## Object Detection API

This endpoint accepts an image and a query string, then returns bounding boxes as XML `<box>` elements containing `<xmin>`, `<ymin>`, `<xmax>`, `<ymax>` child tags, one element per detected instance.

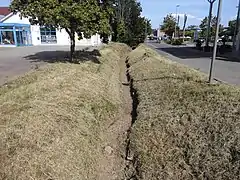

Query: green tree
<box><xmin>11</xmin><ymin>0</ymin><xmax>111</xmax><ymax>62</ymax></box>
<box><xmin>187</xmin><ymin>25</ymin><xmax>198</xmax><ymax>30</ymax></box>
<box><xmin>199</xmin><ymin>16</ymin><xmax>223</xmax><ymax>39</ymax></box>
<box><xmin>200</xmin><ymin>16</ymin><xmax>211</xmax><ymax>37</ymax></box>
<box><xmin>109</xmin><ymin>0</ymin><xmax>151</xmax><ymax>46</ymax></box>
<box><xmin>185</xmin><ymin>30</ymin><xmax>194</xmax><ymax>38</ymax></box>
<box><xmin>161</xmin><ymin>14</ymin><xmax>178</xmax><ymax>37</ymax></box>
<box><xmin>116</xmin><ymin>19</ymin><xmax>126</xmax><ymax>42</ymax></box>
<box><xmin>184</xmin><ymin>25</ymin><xmax>198</xmax><ymax>38</ymax></box>
<box><xmin>228</xmin><ymin>20</ymin><xmax>236</xmax><ymax>37</ymax></box>
<box><xmin>146</xmin><ymin>19</ymin><xmax>152</xmax><ymax>35</ymax></box>
<box><xmin>220</xmin><ymin>20</ymin><xmax>236</xmax><ymax>37</ymax></box>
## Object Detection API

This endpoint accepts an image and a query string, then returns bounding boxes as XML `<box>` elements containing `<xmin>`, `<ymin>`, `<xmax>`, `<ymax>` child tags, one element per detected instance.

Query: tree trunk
<box><xmin>70</xmin><ymin>32</ymin><xmax>75</xmax><ymax>62</ymax></box>
<box><xmin>66</xmin><ymin>28</ymin><xmax>75</xmax><ymax>62</ymax></box>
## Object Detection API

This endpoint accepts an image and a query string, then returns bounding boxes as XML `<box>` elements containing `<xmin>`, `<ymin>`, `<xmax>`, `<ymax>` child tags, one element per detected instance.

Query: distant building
<box><xmin>152</xmin><ymin>29</ymin><xmax>158</xmax><ymax>37</ymax></box>
<box><xmin>157</xmin><ymin>29</ymin><xmax>165</xmax><ymax>38</ymax></box>
<box><xmin>0</xmin><ymin>7</ymin><xmax>101</xmax><ymax>47</ymax></box>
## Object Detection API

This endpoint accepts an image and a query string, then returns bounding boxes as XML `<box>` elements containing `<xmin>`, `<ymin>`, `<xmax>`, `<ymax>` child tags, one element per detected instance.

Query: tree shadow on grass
<box><xmin>24</xmin><ymin>49</ymin><xmax>101</xmax><ymax>64</ymax></box>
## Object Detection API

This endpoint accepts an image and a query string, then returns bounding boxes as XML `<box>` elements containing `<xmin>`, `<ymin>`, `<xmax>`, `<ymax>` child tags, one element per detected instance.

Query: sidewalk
<box><xmin>147</xmin><ymin>42</ymin><xmax>240</xmax><ymax>86</ymax></box>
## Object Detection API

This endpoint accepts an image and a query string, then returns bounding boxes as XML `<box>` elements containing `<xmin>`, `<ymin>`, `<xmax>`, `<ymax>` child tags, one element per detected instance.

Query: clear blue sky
<box><xmin>1</xmin><ymin>0</ymin><xmax>239</xmax><ymax>28</ymax></box>
<box><xmin>139</xmin><ymin>0</ymin><xmax>239</xmax><ymax>28</ymax></box>
<box><xmin>0</xmin><ymin>0</ymin><xmax>10</xmax><ymax>6</ymax></box>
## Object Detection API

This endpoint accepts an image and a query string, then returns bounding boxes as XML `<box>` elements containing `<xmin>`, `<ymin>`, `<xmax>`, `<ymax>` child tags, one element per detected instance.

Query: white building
<box><xmin>0</xmin><ymin>11</ymin><xmax>101</xmax><ymax>47</ymax></box>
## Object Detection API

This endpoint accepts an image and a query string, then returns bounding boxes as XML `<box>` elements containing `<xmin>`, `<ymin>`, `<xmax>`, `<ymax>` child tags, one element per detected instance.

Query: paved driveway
<box><xmin>0</xmin><ymin>45</ymin><xmax>88</xmax><ymax>85</ymax></box>
<box><xmin>147</xmin><ymin>42</ymin><xmax>240</xmax><ymax>86</ymax></box>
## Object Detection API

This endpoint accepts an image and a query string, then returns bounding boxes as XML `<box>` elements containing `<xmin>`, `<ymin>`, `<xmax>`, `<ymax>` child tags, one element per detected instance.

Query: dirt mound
<box><xmin>127</xmin><ymin>44</ymin><xmax>240</xmax><ymax>180</ymax></box>
<box><xmin>0</xmin><ymin>43</ymin><xmax>130</xmax><ymax>180</ymax></box>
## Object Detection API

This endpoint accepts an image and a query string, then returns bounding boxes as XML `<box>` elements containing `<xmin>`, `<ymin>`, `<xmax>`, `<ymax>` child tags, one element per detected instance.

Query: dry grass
<box><xmin>0</xmin><ymin>43</ymin><xmax>130</xmax><ymax>180</ymax></box>
<box><xmin>128</xmin><ymin>44</ymin><xmax>240</xmax><ymax>179</ymax></box>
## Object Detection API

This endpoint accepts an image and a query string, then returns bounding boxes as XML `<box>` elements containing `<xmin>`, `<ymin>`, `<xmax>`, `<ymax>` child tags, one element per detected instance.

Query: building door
<box><xmin>40</xmin><ymin>27</ymin><xmax>57</xmax><ymax>44</ymax></box>
<box><xmin>16</xmin><ymin>31</ymin><xmax>23</xmax><ymax>45</ymax></box>
<box><xmin>16</xmin><ymin>30</ymin><xmax>31</xmax><ymax>46</ymax></box>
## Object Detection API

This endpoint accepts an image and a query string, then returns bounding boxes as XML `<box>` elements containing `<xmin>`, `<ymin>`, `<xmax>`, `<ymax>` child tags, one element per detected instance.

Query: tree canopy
<box><xmin>199</xmin><ymin>16</ymin><xmax>223</xmax><ymax>38</ymax></box>
<box><xmin>186</xmin><ymin>25</ymin><xmax>198</xmax><ymax>30</ymax></box>
<box><xmin>183</xmin><ymin>25</ymin><xmax>199</xmax><ymax>38</ymax></box>
<box><xmin>160</xmin><ymin>14</ymin><xmax>178</xmax><ymax>37</ymax></box>
<box><xmin>111</xmin><ymin>0</ymin><xmax>152</xmax><ymax>47</ymax></box>
<box><xmin>10</xmin><ymin>0</ymin><xmax>151</xmax><ymax>57</ymax></box>
<box><xmin>10</xmin><ymin>0</ymin><xmax>112</xmax><ymax>61</ymax></box>
<box><xmin>219</xmin><ymin>19</ymin><xmax>236</xmax><ymax>37</ymax></box>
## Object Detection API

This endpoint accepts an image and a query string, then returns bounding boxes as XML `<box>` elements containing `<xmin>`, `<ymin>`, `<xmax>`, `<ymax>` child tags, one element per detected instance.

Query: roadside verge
<box><xmin>0</xmin><ymin>43</ymin><xmax>131</xmax><ymax>180</ymax></box>
<box><xmin>126</xmin><ymin>44</ymin><xmax>240</xmax><ymax>179</ymax></box>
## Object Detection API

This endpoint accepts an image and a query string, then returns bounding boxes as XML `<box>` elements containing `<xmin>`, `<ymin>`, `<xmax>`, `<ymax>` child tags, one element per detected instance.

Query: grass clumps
<box><xmin>127</xmin><ymin>44</ymin><xmax>240</xmax><ymax>179</ymax></box>
<box><xmin>0</xmin><ymin>43</ymin><xmax>130</xmax><ymax>180</ymax></box>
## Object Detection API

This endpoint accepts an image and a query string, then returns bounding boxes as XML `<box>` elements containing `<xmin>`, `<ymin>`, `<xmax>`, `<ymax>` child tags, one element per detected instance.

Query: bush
<box><xmin>165</xmin><ymin>39</ymin><xmax>172</xmax><ymax>44</ymax></box>
<box><xmin>196</xmin><ymin>39</ymin><xmax>203</xmax><ymax>50</ymax></box>
<box><xmin>171</xmin><ymin>38</ymin><xmax>183</xmax><ymax>45</ymax></box>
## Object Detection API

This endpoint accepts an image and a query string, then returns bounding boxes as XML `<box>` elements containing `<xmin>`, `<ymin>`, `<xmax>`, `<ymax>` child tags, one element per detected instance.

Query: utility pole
<box><xmin>233</xmin><ymin>1</ymin><xmax>240</xmax><ymax>49</ymax></box>
<box><xmin>145</xmin><ymin>20</ymin><xmax>148</xmax><ymax>40</ymax></box>
<box><xmin>208</xmin><ymin>0</ymin><xmax>223</xmax><ymax>83</ymax></box>
<box><xmin>183</xmin><ymin>14</ymin><xmax>188</xmax><ymax>40</ymax></box>
<box><xmin>206</xmin><ymin>0</ymin><xmax>216</xmax><ymax>49</ymax></box>
<box><xmin>177</xmin><ymin>15</ymin><xmax>180</xmax><ymax>37</ymax></box>
<box><xmin>174</xmin><ymin>5</ymin><xmax>180</xmax><ymax>38</ymax></box>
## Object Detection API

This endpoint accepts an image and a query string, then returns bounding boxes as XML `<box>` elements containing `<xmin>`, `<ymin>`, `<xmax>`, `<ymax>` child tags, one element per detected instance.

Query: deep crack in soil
<box><xmin>123</xmin><ymin>58</ymin><xmax>141</xmax><ymax>180</ymax></box>
<box><xmin>97</xmin><ymin>54</ymin><xmax>133</xmax><ymax>180</ymax></box>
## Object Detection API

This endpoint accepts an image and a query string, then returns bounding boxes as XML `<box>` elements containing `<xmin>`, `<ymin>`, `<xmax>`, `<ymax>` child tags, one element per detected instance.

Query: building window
<box><xmin>40</xmin><ymin>27</ymin><xmax>57</xmax><ymax>44</ymax></box>
<box><xmin>0</xmin><ymin>24</ymin><xmax>31</xmax><ymax>46</ymax></box>
<box><xmin>0</xmin><ymin>31</ymin><xmax>15</xmax><ymax>45</ymax></box>
<box><xmin>0</xmin><ymin>26</ymin><xmax>13</xmax><ymax>30</ymax></box>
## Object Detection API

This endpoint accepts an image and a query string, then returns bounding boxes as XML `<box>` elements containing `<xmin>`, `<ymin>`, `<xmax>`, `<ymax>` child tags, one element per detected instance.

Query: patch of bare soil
<box><xmin>97</xmin><ymin>50</ymin><xmax>133</xmax><ymax>180</ymax></box>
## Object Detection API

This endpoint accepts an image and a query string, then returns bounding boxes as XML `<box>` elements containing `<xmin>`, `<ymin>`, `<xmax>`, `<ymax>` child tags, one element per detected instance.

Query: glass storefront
<box><xmin>40</xmin><ymin>26</ymin><xmax>57</xmax><ymax>44</ymax></box>
<box><xmin>0</xmin><ymin>23</ymin><xmax>32</xmax><ymax>46</ymax></box>
<box><xmin>1</xmin><ymin>31</ymin><xmax>15</xmax><ymax>45</ymax></box>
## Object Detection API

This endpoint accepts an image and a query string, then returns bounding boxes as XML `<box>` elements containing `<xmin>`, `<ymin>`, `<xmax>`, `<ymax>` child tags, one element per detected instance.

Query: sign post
<box><xmin>183</xmin><ymin>14</ymin><xmax>188</xmax><ymax>41</ymax></box>
<box><xmin>208</xmin><ymin>0</ymin><xmax>223</xmax><ymax>83</ymax></box>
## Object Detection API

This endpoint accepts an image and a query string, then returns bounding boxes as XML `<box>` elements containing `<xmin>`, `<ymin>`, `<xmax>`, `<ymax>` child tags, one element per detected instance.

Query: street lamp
<box><xmin>174</xmin><ymin>4</ymin><xmax>180</xmax><ymax>38</ymax></box>
<box><xmin>205</xmin><ymin>0</ymin><xmax>217</xmax><ymax>50</ymax></box>
<box><xmin>208</xmin><ymin>0</ymin><xmax>223</xmax><ymax>83</ymax></box>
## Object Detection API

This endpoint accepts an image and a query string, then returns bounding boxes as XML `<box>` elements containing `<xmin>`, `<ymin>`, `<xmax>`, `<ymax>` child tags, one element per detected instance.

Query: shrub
<box><xmin>165</xmin><ymin>39</ymin><xmax>172</xmax><ymax>44</ymax></box>
<box><xmin>196</xmin><ymin>39</ymin><xmax>203</xmax><ymax>50</ymax></box>
<box><xmin>171</xmin><ymin>38</ymin><xmax>183</xmax><ymax>45</ymax></box>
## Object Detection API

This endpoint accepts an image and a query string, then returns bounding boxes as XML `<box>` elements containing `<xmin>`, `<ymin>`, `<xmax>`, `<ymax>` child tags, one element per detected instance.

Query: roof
<box><xmin>0</xmin><ymin>7</ymin><xmax>11</xmax><ymax>16</ymax></box>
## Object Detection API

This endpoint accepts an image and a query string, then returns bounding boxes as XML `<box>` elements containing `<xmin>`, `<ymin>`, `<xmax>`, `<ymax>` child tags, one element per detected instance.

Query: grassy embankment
<box><xmin>127</xmin><ymin>44</ymin><xmax>240</xmax><ymax>179</ymax></box>
<box><xmin>0</xmin><ymin>43</ymin><xmax>130</xmax><ymax>179</ymax></box>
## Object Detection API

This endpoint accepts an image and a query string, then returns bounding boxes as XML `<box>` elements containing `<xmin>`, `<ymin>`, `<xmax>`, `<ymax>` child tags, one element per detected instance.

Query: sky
<box><xmin>0</xmin><ymin>0</ymin><xmax>239</xmax><ymax>28</ymax></box>
<box><xmin>139</xmin><ymin>0</ymin><xmax>239</xmax><ymax>28</ymax></box>
<box><xmin>0</xmin><ymin>0</ymin><xmax>10</xmax><ymax>6</ymax></box>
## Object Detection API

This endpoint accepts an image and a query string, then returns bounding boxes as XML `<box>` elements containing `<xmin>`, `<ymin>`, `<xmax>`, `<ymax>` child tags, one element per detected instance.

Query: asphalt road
<box><xmin>147</xmin><ymin>41</ymin><xmax>240</xmax><ymax>86</ymax></box>
<box><xmin>0</xmin><ymin>45</ymin><xmax>89</xmax><ymax>85</ymax></box>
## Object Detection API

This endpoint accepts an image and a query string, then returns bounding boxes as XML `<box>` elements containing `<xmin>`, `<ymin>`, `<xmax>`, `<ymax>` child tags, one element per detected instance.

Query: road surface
<box><xmin>147</xmin><ymin>41</ymin><xmax>240</xmax><ymax>86</ymax></box>
<box><xmin>0</xmin><ymin>45</ymin><xmax>89</xmax><ymax>85</ymax></box>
